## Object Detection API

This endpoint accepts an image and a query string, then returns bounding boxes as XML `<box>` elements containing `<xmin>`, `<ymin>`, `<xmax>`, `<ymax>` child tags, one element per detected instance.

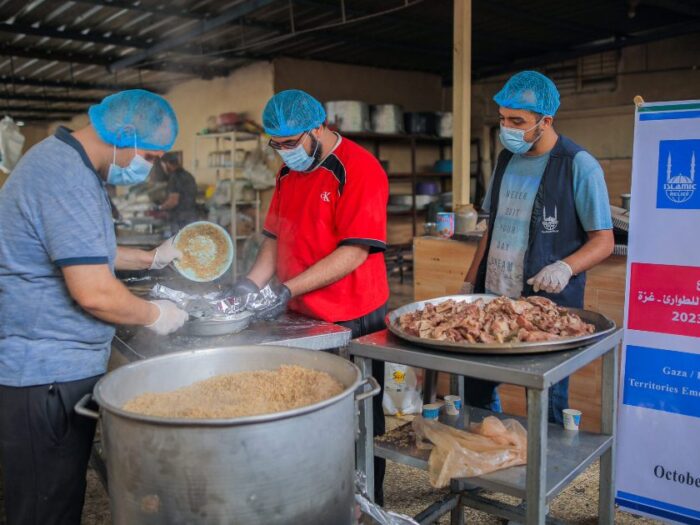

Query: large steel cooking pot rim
<box><xmin>89</xmin><ymin>346</ymin><xmax>374</xmax><ymax>427</ymax></box>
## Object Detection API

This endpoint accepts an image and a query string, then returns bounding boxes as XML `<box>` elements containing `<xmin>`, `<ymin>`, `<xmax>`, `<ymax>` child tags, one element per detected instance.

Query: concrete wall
<box><xmin>46</xmin><ymin>61</ymin><xmax>275</xmax><ymax>186</ymax></box>
<box><xmin>466</xmin><ymin>33</ymin><xmax>700</xmax><ymax>202</ymax></box>
<box><xmin>274</xmin><ymin>57</ymin><xmax>451</xmax><ymax>179</ymax></box>
<box><xmin>166</xmin><ymin>61</ymin><xmax>274</xmax><ymax>184</ymax></box>
<box><xmin>31</xmin><ymin>58</ymin><xmax>452</xmax><ymax>222</ymax></box>
<box><xmin>471</xmin><ymin>34</ymin><xmax>700</xmax><ymax>156</ymax></box>
<box><xmin>25</xmin><ymin>33</ymin><xmax>698</xmax><ymax>200</ymax></box>
<box><xmin>38</xmin><ymin>59</ymin><xmax>447</xmax><ymax>181</ymax></box>
<box><xmin>21</xmin><ymin>124</ymin><xmax>50</xmax><ymax>152</ymax></box>
<box><xmin>274</xmin><ymin>57</ymin><xmax>446</xmax><ymax>110</ymax></box>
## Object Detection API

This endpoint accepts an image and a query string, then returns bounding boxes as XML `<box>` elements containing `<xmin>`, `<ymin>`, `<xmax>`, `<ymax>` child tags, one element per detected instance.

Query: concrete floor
<box><xmin>0</xmin><ymin>455</ymin><xmax>659</xmax><ymax>525</ymax></box>
<box><xmin>0</xmin><ymin>273</ymin><xmax>659</xmax><ymax>524</ymax></box>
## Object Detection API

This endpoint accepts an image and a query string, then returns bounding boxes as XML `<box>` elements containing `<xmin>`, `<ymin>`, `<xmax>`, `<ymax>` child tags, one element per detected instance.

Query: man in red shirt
<box><xmin>231</xmin><ymin>89</ymin><xmax>389</xmax><ymax>503</ymax></box>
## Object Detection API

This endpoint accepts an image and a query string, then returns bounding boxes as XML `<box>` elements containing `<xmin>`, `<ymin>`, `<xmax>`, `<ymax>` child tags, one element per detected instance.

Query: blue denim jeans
<box><xmin>464</xmin><ymin>377</ymin><xmax>569</xmax><ymax>424</ymax></box>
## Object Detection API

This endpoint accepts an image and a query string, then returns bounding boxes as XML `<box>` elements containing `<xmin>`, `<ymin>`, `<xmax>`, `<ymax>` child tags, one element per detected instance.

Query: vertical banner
<box><xmin>616</xmin><ymin>101</ymin><xmax>700</xmax><ymax>524</ymax></box>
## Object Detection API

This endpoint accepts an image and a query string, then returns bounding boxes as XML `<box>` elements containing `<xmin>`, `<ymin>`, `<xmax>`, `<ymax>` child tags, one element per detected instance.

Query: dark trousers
<box><xmin>337</xmin><ymin>302</ymin><xmax>387</xmax><ymax>505</ymax></box>
<box><xmin>464</xmin><ymin>377</ymin><xmax>570</xmax><ymax>424</ymax></box>
<box><xmin>0</xmin><ymin>375</ymin><xmax>100</xmax><ymax>525</ymax></box>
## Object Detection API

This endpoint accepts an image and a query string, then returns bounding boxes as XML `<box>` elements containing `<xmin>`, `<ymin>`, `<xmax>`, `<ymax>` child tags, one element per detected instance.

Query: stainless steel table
<box><xmin>115</xmin><ymin>231</ymin><xmax>164</xmax><ymax>249</ymax></box>
<box><xmin>112</xmin><ymin>313</ymin><xmax>352</xmax><ymax>365</ymax></box>
<box><xmin>350</xmin><ymin>329</ymin><xmax>622</xmax><ymax>525</ymax></box>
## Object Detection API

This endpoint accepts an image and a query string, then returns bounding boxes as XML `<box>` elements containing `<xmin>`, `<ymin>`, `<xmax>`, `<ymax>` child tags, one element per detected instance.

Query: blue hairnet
<box><xmin>493</xmin><ymin>71</ymin><xmax>560</xmax><ymax>116</ymax></box>
<box><xmin>88</xmin><ymin>89</ymin><xmax>178</xmax><ymax>150</ymax></box>
<box><xmin>263</xmin><ymin>89</ymin><xmax>326</xmax><ymax>137</ymax></box>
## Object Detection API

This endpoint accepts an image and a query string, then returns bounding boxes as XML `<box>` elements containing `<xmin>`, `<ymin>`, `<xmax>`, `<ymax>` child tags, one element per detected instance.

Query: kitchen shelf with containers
<box><xmin>386</xmin><ymin>172</ymin><xmax>452</xmax><ymax>178</ymax></box>
<box><xmin>325</xmin><ymin>101</ymin><xmax>483</xmax><ymax>244</ymax></box>
<box><xmin>192</xmin><ymin>130</ymin><xmax>262</xmax><ymax>280</ymax></box>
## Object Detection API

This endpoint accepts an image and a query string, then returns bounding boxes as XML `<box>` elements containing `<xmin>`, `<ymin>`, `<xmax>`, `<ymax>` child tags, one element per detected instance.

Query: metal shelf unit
<box><xmin>375</xmin><ymin>410</ymin><xmax>612</xmax><ymax>502</ymax></box>
<box><xmin>343</xmin><ymin>132</ymin><xmax>483</xmax><ymax>240</ymax></box>
<box><xmin>344</xmin><ymin>132</ymin><xmax>453</xmax><ymax>238</ymax></box>
<box><xmin>193</xmin><ymin>131</ymin><xmax>261</xmax><ymax>280</ymax></box>
<box><xmin>350</xmin><ymin>329</ymin><xmax>622</xmax><ymax>525</ymax></box>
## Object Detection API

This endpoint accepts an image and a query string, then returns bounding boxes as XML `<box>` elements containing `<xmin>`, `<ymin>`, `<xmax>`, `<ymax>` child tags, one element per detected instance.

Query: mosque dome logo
<box><xmin>542</xmin><ymin>205</ymin><xmax>558</xmax><ymax>233</ymax></box>
<box><xmin>663</xmin><ymin>151</ymin><xmax>696</xmax><ymax>204</ymax></box>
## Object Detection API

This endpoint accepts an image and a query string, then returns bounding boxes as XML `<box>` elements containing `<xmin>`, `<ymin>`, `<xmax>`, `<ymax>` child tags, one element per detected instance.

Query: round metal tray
<box><xmin>181</xmin><ymin>311</ymin><xmax>254</xmax><ymax>337</ymax></box>
<box><xmin>173</xmin><ymin>221</ymin><xmax>234</xmax><ymax>282</ymax></box>
<box><xmin>386</xmin><ymin>294</ymin><xmax>616</xmax><ymax>355</ymax></box>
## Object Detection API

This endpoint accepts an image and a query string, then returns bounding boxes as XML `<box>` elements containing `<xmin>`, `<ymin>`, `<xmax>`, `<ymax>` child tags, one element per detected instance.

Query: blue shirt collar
<box><xmin>54</xmin><ymin>126</ymin><xmax>103</xmax><ymax>182</ymax></box>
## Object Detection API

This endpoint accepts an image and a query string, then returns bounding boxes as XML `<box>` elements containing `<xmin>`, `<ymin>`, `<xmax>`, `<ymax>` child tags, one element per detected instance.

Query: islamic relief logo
<box><xmin>542</xmin><ymin>205</ymin><xmax>558</xmax><ymax>233</ymax></box>
<box><xmin>664</xmin><ymin>151</ymin><xmax>695</xmax><ymax>203</ymax></box>
<box><xmin>657</xmin><ymin>140</ymin><xmax>700</xmax><ymax>209</ymax></box>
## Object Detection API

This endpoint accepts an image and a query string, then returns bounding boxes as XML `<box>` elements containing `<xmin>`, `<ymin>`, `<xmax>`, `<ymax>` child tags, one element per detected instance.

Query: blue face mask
<box><xmin>499</xmin><ymin>118</ymin><xmax>544</xmax><ymax>155</ymax></box>
<box><xmin>107</xmin><ymin>138</ymin><xmax>153</xmax><ymax>186</ymax></box>
<box><xmin>276</xmin><ymin>133</ymin><xmax>320</xmax><ymax>172</ymax></box>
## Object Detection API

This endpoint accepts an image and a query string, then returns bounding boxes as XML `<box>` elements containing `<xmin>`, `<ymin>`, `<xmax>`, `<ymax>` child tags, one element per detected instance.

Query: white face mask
<box><xmin>107</xmin><ymin>136</ymin><xmax>153</xmax><ymax>186</ymax></box>
<box><xmin>275</xmin><ymin>133</ymin><xmax>321</xmax><ymax>172</ymax></box>
<box><xmin>499</xmin><ymin>118</ymin><xmax>545</xmax><ymax>154</ymax></box>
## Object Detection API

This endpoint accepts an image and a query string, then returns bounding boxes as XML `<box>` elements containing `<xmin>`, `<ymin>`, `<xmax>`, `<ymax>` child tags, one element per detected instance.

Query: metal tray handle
<box><xmin>354</xmin><ymin>376</ymin><xmax>381</xmax><ymax>402</ymax></box>
<box><xmin>74</xmin><ymin>393</ymin><xmax>100</xmax><ymax>420</ymax></box>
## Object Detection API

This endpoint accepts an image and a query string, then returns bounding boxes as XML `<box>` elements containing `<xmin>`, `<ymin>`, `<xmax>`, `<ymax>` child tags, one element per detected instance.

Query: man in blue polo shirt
<box><xmin>0</xmin><ymin>90</ymin><xmax>188</xmax><ymax>524</ymax></box>
<box><xmin>460</xmin><ymin>71</ymin><xmax>614</xmax><ymax>424</ymax></box>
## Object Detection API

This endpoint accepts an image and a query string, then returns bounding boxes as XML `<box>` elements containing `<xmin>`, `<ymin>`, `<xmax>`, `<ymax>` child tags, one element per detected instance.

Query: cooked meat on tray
<box><xmin>396</xmin><ymin>296</ymin><xmax>595</xmax><ymax>344</ymax></box>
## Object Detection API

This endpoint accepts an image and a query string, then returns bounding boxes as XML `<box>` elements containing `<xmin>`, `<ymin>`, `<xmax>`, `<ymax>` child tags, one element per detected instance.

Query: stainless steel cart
<box><xmin>350</xmin><ymin>328</ymin><xmax>622</xmax><ymax>525</ymax></box>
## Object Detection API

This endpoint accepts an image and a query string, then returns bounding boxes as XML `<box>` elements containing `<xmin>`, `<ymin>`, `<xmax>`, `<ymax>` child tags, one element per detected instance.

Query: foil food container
<box><xmin>150</xmin><ymin>284</ymin><xmax>281</xmax><ymax>333</ymax></box>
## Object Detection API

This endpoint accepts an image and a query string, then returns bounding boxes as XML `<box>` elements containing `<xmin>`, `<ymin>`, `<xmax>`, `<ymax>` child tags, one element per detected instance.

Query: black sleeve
<box><xmin>338</xmin><ymin>238</ymin><xmax>386</xmax><ymax>254</ymax></box>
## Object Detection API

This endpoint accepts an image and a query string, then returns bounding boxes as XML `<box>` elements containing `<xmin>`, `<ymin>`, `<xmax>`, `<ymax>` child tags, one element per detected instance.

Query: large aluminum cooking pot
<box><xmin>75</xmin><ymin>346</ymin><xmax>380</xmax><ymax>525</ymax></box>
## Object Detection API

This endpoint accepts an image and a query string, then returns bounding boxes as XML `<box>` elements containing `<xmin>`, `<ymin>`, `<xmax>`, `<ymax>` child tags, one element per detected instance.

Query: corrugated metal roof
<box><xmin>0</xmin><ymin>0</ymin><xmax>695</xmax><ymax>120</ymax></box>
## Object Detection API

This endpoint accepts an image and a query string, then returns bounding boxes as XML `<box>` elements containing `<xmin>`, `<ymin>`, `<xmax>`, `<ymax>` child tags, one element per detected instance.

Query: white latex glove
<box><xmin>526</xmin><ymin>260</ymin><xmax>573</xmax><ymax>294</ymax></box>
<box><xmin>145</xmin><ymin>300</ymin><xmax>189</xmax><ymax>335</ymax></box>
<box><xmin>150</xmin><ymin>237</ymin><xmax>182</xmax><ymax>270</ymax></box>
<box><xmin>459</xmin><ymin>281</ymin><xmax>475</xmax><ymax>294</ymax></box>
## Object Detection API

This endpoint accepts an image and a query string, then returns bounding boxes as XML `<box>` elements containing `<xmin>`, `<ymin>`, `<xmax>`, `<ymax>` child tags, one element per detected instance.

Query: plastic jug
<box><xmin>455</xmin><ymin>204</ymin><xmax>478</xmax><ymax>234</ymax></box>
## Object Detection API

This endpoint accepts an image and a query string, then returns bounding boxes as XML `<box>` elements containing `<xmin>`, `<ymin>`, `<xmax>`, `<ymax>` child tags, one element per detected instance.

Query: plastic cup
<box><xmin>422</xmin><ymin>403</ymin><xmax>441</xmax><ymax>421</ymax></box>
<box><xmin>563</xmin><ymin>409</ymin><xmax>582</xmax><ymax>431</ymax></box>
<box><xmin>444</xmin><ymin>395</ymin><xmax>462</xmax><ymax>416</ymax></box>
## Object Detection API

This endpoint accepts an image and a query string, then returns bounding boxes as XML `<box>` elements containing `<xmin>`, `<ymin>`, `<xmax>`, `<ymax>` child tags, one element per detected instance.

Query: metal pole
<box><xmin>423</xmin><ymin>370</ymin><xmax>438</xmax><ymax>404</ymax></box>
<box><xmin>354</xmin><ymin>355</ymin><xmax>375</xmax><ymax>501</ymax></box>
<box><xmin>412</xmin><ymin>493</ymin><xmax>460</xmax><ymax>524</ymax></box>
<box><xmin>450</xmin><ymin>494</ymin><xmax>465</xmax><ymax>525</ymax></box>
<box><xmin>410</xmin><ymin>136</ymin><xmax>417</xmax><ymax>237</ymax></box>
<box><xmin>231</xmin><ymin>133</ymin><xmax>238</xmax><ymax>280</ymax></box>
<box><xmin>598</xmin><ymin>344</ymin><xmax>619</xmax><ymax>524</ymax></box>
<box><xmin>525</xmin><ymin>387</ymin><xmax>548</xmax><ymax>525</ymax></box>
<box><xmin>449</xmin><ymin>374</ymin><xmax>465</xmax><ymax>400</ymax></box>
<box><xmin>452</xmin><ymin>0</ymin><xmax>472</xmax><ymax>208</ymax></box>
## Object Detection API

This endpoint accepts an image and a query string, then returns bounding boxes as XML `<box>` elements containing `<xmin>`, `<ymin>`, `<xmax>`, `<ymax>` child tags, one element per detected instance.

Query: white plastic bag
<box><xmin>0</xmin><ymin>117</ymin><xmax>25</xmax><ymax>173</ymax></box>
<box><xmin>412</xmin><ymin>416</ymin><xmax>528</xmax><ymax>488</ymax></box>
<box><xmin>355</xmin><ymin>471</ymin><xmax>419</xmax><ymax>525</ymax></box>
<box><xmin>241</xmin><ymin>144</ymin><xmax>276</xmax><ymax>190</ymax></box>
<box><xmin>383</xmin><ymin>363</ymin><xmax>423</xmax><ymax>416</ymax></box>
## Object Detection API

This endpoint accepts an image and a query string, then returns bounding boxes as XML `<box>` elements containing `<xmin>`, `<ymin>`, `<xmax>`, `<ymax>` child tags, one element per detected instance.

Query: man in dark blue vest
<box><xmin>460</xmin><ymin>71</ymin><xmax>614</xmax><ymax>424</ymax></box>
